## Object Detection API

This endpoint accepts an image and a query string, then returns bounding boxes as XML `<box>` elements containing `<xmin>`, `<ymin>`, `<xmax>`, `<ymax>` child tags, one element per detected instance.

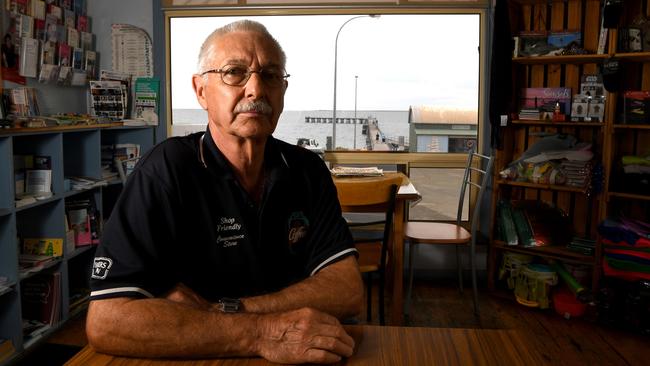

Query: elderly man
<box><xmin>86</xmin><ymin>20</ymin><xmax>363</xmax><ymax>364</ymax></box>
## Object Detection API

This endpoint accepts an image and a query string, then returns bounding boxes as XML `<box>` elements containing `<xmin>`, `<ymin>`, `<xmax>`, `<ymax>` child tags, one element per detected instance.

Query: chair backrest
<box><xmin>456</xmin><ymin>147</ymin><xmax>494</xmax><ymax>236</ymax></box>
<box><xmin>335</xmin><ymin>175</ymin><xmax>402</xmax><ymax>266</ymax></box>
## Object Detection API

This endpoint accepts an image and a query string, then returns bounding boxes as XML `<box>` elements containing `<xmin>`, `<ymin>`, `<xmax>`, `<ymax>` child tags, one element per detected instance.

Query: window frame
<box><xmin>163</xmin><ymin>3</ymin><xmax>490</xmax><ymax>169</ymax></box>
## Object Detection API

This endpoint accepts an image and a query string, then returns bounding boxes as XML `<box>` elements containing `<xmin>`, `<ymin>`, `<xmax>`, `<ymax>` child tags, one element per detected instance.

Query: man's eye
<box><xmin>224</xmin><ymin>68</ymin><xmax>247</xmax><ymax>76</ymax></box>
<box><xmin>261</xmin><ymin>70</ymin><xmax>282</xmax><ymax>80</ymax></box>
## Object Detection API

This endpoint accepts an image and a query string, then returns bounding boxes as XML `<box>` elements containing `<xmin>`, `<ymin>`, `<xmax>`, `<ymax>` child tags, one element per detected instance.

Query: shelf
<box><xmin>0</xmin><ymin>282</ymin><xmax>16</xmax><ymax>297</ymax></box>
<box><xmin>0</xmin><ymin>123</ymin><xmax>124</xmax><ymax>136</ymax></box>
<box><xmin>66</xmin><ymin>245</ymin><xmax>96</xmax><ymax>260</ymax></box>
<box><xmin>612</xmin><ymin>124</ymin><xmax>650</xmax><ymax>130</ymax></box>
<box><xmin>512</xmin><ymin>52</ymin><xmax>650</xmax><ymax>65</ymax></box>
<box><xmin>512</xmin><ymin>120</ymin><xmax>605</xmax><ymax>127</ymax></box>
<box><xmin>15</xmin><ymin>195</ymin><xmax>61</xmax><ymax>212</ymax></box>
<box><xmin>0</xmin><ymin>207</ymin><xmax>12</xmax><ymax>217</ymax></box>
<box><xmin>615</xmin><ymin>52</ymin><xmax>650</xmax><ymax>63</ymax></box>
<box><xmin>512</xmin><ymin>54</ymin><xmax>608</xmax><ymax>65</ymax></box>
<box><xmin>608</xmin><ymin>191</ymin><xmax>650</xmax><ymax>201</ymax></box>
<box><xmin>496</xmin><ymin>179</ymin><xmax>589</xmax><ymax>193</ymax></box>
<box><xmin>492</xmin><ymin>240</ymin><xmax>595</xmax><ymax>265</ymax></box>
<box><xmin>19</xmin><ymin>258</ymin><xmax>63</xmax><ymax>281</ymax></box>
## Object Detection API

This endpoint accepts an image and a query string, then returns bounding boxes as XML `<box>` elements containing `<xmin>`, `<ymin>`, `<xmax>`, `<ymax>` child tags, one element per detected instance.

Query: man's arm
<box><xmin>242</xmin><ymin>256</ymin><xmax>363</xmax><ymax>319</ymax></box>
<box><xmin>86</xmin><ymin>298</ymin><xmax>354</xmax><ymax>364</ymax></box>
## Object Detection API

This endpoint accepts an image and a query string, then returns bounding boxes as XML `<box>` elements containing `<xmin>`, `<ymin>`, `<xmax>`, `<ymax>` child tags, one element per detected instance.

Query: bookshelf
<box><xmin>0</xmin><ymin>125</ymin><xmax>154</xmax><ymax>364</ymax></box>
<box><xmin>488</xmin><ymin>0</ymin><xmax>650</xmax><ymax>316</ymax></box>
<box><xmin>487</xmin><ymin>0</ymin><xmax>608</xmax><ymax>297</ymax></box>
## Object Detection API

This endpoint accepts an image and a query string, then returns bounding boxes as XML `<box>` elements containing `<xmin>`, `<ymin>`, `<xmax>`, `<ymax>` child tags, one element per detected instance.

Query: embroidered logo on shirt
<box><xmin>91</xmin><ymin>257</ymin><xmax>113</xmax><ymax>280</ymax></box>
<box><xmin>287</xmin><ymin>211</ymin><xmax>309</xmax><ymax>246</ymax></box>
<box><xmin>216</xmin><ymin>216</ymin><xmax>245</xmax><ymax>248</ymax></box>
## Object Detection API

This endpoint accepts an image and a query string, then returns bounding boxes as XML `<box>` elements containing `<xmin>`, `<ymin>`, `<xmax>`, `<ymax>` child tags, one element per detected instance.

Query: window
<box><xmin>169</xmin><ymin>13</ymin><xmax>480</xmax><ymax>153</ymax></box>
<box><xmin>166</xmin><ymin>7</ymin><xmax>487</xmax><ymax>222</ymax></box>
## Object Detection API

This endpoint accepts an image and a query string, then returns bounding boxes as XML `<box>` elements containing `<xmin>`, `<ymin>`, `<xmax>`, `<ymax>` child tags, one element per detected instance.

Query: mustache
<box><xmin>234</xmin><ymin>100</ymin><xmax>273</xmax><ymax>115</ymax></box>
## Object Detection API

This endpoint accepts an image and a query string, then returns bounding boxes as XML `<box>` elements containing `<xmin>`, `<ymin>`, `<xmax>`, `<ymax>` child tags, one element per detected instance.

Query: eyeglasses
<box><xmin>201</xmin><ymin>65</ymin><xmax>290</xmax><ymax>87</ymax></box>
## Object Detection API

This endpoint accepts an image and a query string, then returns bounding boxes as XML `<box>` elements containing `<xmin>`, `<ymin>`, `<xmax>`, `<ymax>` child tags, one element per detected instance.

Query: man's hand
<box><xmin>255</xmin><ymin>307</ymin><xmax>355</xmax><ymax>364</ymax></box>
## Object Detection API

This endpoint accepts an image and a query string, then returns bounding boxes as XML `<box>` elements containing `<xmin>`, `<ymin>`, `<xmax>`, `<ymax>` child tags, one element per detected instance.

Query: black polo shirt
<box><xmin>89</xmin><ymin>130</ymin><xmax>355</xmax><ymax>301</ymax></box>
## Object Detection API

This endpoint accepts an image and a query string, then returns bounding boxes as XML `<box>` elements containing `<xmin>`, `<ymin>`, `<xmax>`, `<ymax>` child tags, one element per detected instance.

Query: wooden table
<box><xmin>65</xmin><ymin>325</ymin><xmax>544</xmax><ymax>365</ymax></box>
<box><xmin>333</xmin><ymin>172</ymin><xmax>420</xmax><ymax>325</ymax></box>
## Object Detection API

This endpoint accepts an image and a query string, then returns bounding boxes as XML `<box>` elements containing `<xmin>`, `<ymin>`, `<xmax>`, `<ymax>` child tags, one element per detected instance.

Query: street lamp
<box><xmin>332</xmin><ymin>14</ymin><xmax>379</xmax><ymax>150</ymax></box>
<box><xmin>353</xmin><ymin>75</ymin><xmax>358</xmax><ymax>150</ymax></box>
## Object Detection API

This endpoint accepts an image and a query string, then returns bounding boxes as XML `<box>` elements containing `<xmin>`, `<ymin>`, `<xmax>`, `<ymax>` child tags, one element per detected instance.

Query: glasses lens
<box><xmin>260</xmin><ymin>68</ymin><xmax>285</xmax><ymax>87</ymax></box>
<box><xmin>221</xmin><ymin>66</ymin><xmax>249</xmax><ymax>86</ymax></box>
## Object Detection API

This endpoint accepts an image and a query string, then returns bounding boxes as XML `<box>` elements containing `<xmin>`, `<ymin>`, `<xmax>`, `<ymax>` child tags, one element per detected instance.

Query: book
<box><xmin>84</xmin><ymin>50</ymin><xmax>96</xmax><ymax>78</ymax></box>
<box><xmin>26</xmin><ymin>156</ymin><xmax>52</xmax><ymax>199</ymax></box>
<box><xmin>71</xmin><ymin>47</ymin><xmax>82</xmax><ymax>69</ymax></box>
<box><xmin>34</xmin><ymin>19</ymin><xmax>45</xmax><ymax>40</ymax></box>
<box><xmin>44</xmin><ymin>14</ymin><xmax>60</xmax><ymax>42</ymax></box>
<box><xmin>23</xmin><ymin>238</ymin><xmax>63</xmax><ymax>257</ymax></box>
<box><xmin>47</xmin><ymin>4</ymin><xmax>62</xmax><ymax>20</ymax></box>
<box><xmin>80</xmin><ymin>31</ymin><xmax>92</xmax><ymax>50</ymax></box>
<box><xmin>38</xmin><ymin>63</ymin><xmax>58</xmax><ymax>83</ymax></box>
<box><xmin>18</xmin><ymin>37</ymin><xmax>39</xmax><ymax>78</ymax></box>
<box><xmin>40</xmin><ymin>40</ymin><xmax>56</xmax><ymax>65</ymax></box>
<box><xmin>58</xmin><ymin>42</ymin><xmax>70</xmax><ymax>66</ymax></box>
<box><xmin>21</xmin><ymin>272</ymin><xmax>61</xmax><ymax>326</ymax></box>
<box><xmin>520</xmin><ymin>87</ymin><xmax>572</xmax><ymax>116</ymax></box>
<box><xmin>31</xmin><ymin>0</ymin><xmax>46</xmax><ymax>20</ymax></box>
<box><xmin>77</xmin><ymin>14</ymin><xmax>88</xmax><ymax>32</ymax></box>
<box><xmin>17</xmin><ymin>14</ymin><xmax>34</xmax><ymax>39</ymax></box>
<box><xmin>63</xmin><ymin>9</ymin><xmax>75</xmax><ymax>29</ymax></box>
<box><xmin>67</xmin><ymin>27</ymin><xmax>79</xmax><ymax>48</ymax></box>
<box><xmin>133</xmin><ymin>77</ymin><xmax>159</xmax><ymax>125</ymax></box>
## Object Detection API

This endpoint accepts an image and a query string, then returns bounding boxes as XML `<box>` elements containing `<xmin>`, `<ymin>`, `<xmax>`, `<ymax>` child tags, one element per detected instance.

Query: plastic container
<box><xmin>553</xmin><ymin>287</ymin><xmax>587</xmax><ymax>319</ymax></box>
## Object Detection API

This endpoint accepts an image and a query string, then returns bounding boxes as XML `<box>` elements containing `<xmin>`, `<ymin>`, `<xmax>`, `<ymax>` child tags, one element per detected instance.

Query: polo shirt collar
<box><xmin>201</xmin><ymin>127</ymin><xmax>291</xmax><ymax>184</ymax></box>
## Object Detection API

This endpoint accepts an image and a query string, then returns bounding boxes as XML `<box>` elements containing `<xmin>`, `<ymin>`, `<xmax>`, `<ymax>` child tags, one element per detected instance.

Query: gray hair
<box><xmin>197</xmin><ymin>20</ymin><xmax>286</xmax><ymax>74</ymax></box>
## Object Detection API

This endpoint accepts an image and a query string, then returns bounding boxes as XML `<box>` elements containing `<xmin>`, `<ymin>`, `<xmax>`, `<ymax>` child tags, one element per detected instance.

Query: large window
<box><xmin>169</xmin><ymin>13</ymin><xmax>480</xmax><ymax>153</ymax></box>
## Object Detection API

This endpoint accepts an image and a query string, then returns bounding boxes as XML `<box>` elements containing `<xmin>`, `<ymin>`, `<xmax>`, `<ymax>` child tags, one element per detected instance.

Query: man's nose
<box><xmin>245</xmin><ymin>71</ymin><xmax>266</xmax><ymax>99</ymax></box>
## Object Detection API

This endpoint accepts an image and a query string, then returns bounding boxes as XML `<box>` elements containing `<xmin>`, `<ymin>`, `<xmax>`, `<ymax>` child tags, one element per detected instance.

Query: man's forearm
<box><xmin>86</xmin><ymin>297</ymin><xmax>260</xmax><ymax>358</ymax></box>
<box><xmin>242</xmin><ymin>256</ymin><xmax>364</xmax><ymax>319</ymax></box>
<box><xmin>86</xmin><ymin>297</ymin><xmax>356</xmax><ymax>363</ymax></box>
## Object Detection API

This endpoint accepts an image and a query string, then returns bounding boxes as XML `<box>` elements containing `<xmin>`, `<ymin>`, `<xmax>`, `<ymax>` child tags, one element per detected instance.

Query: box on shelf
<box><xmin>22</xmin><ymin>238</ymin><xmax>63</xmax><ymax>257</ymax></box>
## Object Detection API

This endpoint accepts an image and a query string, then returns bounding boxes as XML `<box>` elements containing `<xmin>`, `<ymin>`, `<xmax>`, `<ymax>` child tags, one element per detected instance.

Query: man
<box><xmin>86</xmin><ymin>20</ymin><xmax>363</xmax><ymax>364</ymax></box>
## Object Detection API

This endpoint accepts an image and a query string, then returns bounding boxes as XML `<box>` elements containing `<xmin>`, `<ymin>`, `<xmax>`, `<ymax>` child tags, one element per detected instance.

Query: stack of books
<box><xmin>518</xmin><ymin>108</ymin><xmax>541</xmax><ymax>120</ymax></box>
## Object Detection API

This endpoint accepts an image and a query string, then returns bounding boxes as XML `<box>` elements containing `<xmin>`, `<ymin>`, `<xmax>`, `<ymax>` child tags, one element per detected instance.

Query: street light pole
<box><xmin>332</xmin><ymin>14</ymin><xmax>379</xmax><ymax>150</ymax></box>
<box><xmin>354</xmin><ymin>75</ymin><xmax>358</xmax><ymax>150</ymax></box>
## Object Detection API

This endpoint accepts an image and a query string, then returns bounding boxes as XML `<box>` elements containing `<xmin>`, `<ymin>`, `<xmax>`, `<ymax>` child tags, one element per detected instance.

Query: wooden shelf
<box><xmin>492</xmin><ymin>240</ymin><xmax>595</xmax><ymax>265</ymax></box>
<box><xmin>612</xmin><ymin>124</ymin><xmax>650</xmax><ymax>130</ymax></box>
<box><xmin>512</xmin><ymin>52</ymin><xmax>650</xmax><ymax>65</ymax></box>
<box><xmin>608</xmin><ymin>191</ymin><xmax>650</xmax><ymax>201</ymax></box>
<box><xmin>512</xmin><ymin>54</ymin><xmax>608</xmax><ymax>65</ymax></box>
<box><xmin>615</xmin><ymin>52</ymin><xmax>650</xmax><ymax>62</ymax></box>
<box><xmin>496</xmin><ymin>179</ymin><xmax>589</xmax><ymax>193</ymax></box>
<box><xmin>512</xmin><ymin>120</ymin><xmax>605</xmax><ymax>127</ymax></box>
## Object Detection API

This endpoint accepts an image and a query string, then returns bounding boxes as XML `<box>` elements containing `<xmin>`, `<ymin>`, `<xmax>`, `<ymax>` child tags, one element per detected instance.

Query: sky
<box><xmin>170</xmin><ymin>14</ymin><xmax>480</xmax><ymax>112</ymax></box>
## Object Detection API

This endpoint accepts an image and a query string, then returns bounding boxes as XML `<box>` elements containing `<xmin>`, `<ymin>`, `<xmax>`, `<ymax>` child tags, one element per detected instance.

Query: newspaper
<box><xmin>330</xmin><ymin>166</ymin><xmax>384</xmax><ymax>177</ymax></box>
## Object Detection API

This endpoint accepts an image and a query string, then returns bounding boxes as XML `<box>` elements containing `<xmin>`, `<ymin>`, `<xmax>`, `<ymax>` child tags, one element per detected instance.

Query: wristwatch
<box><xmin>217</xmin><ymin>297</ymin><xmax>242</xmax><ymax>313</ymax></box>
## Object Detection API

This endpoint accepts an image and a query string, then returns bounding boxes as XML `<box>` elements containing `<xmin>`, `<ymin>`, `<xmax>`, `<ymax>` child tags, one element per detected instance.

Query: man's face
<box><xmin>192</xmin><ymin>31</ymin><xmax>287</xmax><ymax>141</ymax></box>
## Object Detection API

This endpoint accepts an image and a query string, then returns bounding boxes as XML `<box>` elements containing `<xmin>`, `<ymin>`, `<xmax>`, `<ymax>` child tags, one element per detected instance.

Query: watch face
<box><xmin>219</xmin><ymin>298</ymin><xmax>241</xmax><ymax>313</ymax></box>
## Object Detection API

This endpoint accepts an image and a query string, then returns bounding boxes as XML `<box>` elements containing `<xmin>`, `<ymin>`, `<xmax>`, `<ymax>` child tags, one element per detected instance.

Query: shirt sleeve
<box><xmin>301</xmin><ymin>157</ymin><xmax>356</xmax><ymax>276</ymax></box>
<box><xmin>89</xmin><ymin>162</ymin><xmax>179</xmax><ymax>301</ymax></box>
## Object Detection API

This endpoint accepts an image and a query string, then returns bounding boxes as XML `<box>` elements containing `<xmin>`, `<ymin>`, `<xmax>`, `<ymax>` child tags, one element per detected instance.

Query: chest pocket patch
<box><xmin>287</xmin><ymin>211</ymin><xmax>309</xmax><ymax>246</ymax></box>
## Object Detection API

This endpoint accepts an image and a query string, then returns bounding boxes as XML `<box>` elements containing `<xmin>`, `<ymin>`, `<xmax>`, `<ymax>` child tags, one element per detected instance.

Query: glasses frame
<box><xmin>200</xmin><ymin>65</ymin><xmax>290</xmax><ymax>87</ymax></box>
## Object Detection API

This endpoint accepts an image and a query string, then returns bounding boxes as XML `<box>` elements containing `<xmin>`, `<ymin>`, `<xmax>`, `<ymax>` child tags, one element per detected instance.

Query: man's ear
<box><xmin>192</xmin><ymin>74</ymin><xmax>209</xmax><ymax>110</ymax></box>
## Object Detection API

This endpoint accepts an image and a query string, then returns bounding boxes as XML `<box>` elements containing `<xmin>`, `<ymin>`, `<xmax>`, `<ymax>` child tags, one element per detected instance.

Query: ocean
<box><xmin>172</xmin><ymin>109</ymin><xmax>410</xmax><ymax>150</ymax></box>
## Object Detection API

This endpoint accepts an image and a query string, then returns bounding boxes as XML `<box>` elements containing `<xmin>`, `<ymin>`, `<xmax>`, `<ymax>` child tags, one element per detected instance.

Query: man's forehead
<box><xmin>212</xmin><ymin>31</ymin><xmax>282</xmax><ymax>66</ymax></box>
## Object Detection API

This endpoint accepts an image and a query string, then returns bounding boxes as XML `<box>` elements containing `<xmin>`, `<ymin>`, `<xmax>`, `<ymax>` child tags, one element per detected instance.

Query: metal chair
<box><xmin>404</xmin><ymin>147</ymin><xmax>493</xmax><ymax>317</ymax></box>
<box><xmin>334</xmin><ymin>175</ymin><xmax>401</xmax><ymax>325</ymax></box>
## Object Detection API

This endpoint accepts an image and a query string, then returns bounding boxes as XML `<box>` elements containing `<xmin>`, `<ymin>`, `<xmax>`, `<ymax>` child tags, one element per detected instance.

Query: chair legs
<box><xmin>405</xmin><ymin>241</ymin><xmax>416</xmax><ymax>322</ymax></box>
<box><xmin>379</xmin><ymin>270</ymin><xmax>385</xmax><ymax>326</ymax></box>
<box><xmin>366</xmin><ymin>273</ymin><xmax>372</xmax><ymax>322</ymax></box>
<box><xmin>405</xmin><ymin>242</ymin><xmax>480</xmax><ymax>319</ymax></box>
<box><xmin>455</xmin><ymin>245</ymin><xmax>464</xmax><ymax>293</ymax></box>
<box><xmin>470</xmin><ymin>239</ymin><xmax>479</xmax><ymax>317</ymax></box>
